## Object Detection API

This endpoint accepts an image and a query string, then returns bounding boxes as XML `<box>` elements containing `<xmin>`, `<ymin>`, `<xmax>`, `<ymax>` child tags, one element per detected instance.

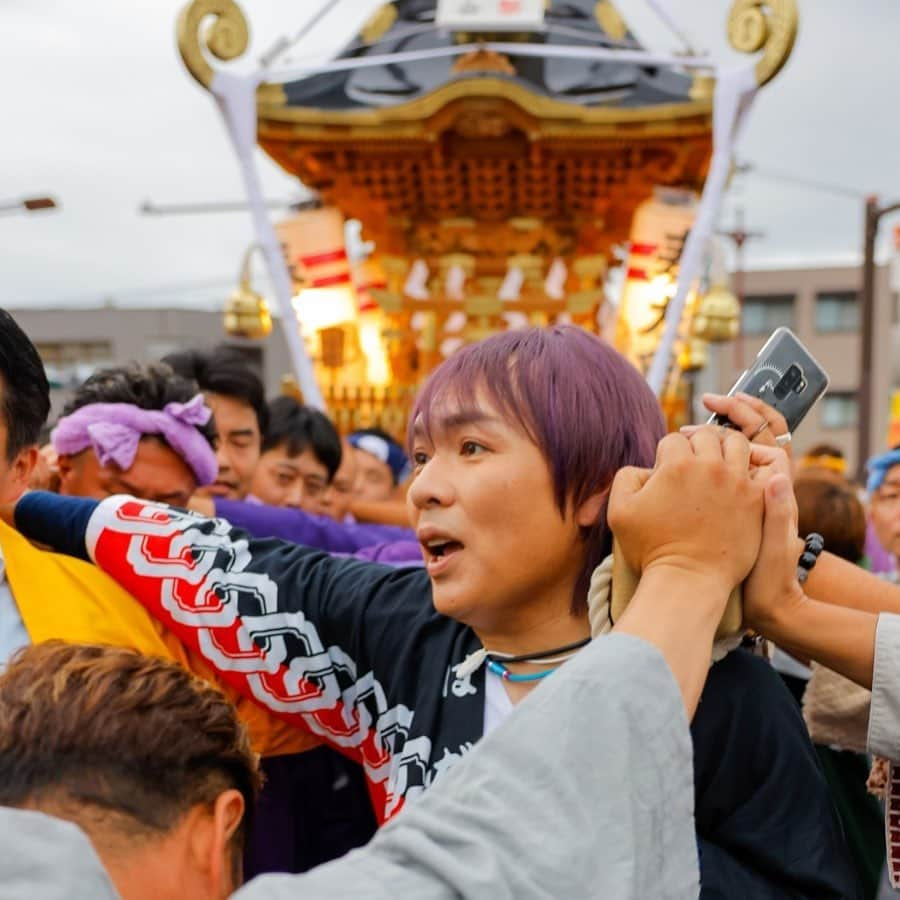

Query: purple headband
<box><xmin>51</xmin><ymin>395</ymin><xmax>217</xmax><ymax>487</ymax></box>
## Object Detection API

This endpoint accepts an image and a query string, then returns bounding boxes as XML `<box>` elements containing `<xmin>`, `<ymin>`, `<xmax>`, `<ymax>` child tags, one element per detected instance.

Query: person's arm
<box><xmin>12</xmin><ymin>491</ymin><xmax>426</xmax><ymax>821</ymax></box>
<box><xmin>349</xmin><ymin>497</ymin><xmax>411</xmax><ymax>528</ymax></box>
<box><xmin>235</xmin><ymin>633</ymin><xmax>700</xmax><ymax>900</ymax></box>
<box><xmin>740</xmin><ymin>478</ymin><xmax>880</xmax><ymax>689</ymax></box>
<box><xmin>214</xmin><ymin>497</ymin><xmax>413</xmax><ymax>552</ymax></box>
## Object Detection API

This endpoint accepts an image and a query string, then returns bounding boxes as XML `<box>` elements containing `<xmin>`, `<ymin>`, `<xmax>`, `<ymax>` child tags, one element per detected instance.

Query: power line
<box><xmin>736</xmin><ymin>162</ymin><xmax>868</xmax><ymax>200</ymax></box>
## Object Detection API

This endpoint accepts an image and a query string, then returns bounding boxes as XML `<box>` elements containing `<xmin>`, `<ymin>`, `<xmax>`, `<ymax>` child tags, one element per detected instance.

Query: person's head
<box><xmin>0</xmin><ymin>309</ymin><xmax>50</xmax><ymax>502</ymax></box>
<box><xmin>349</xmin><ymin>428</ymin><xmax>411</xmax><ymax>502</ymax></box>
<box><xmin>407</xmin><ymin>325</ymin><xmax>664</xmax><ymax>637</ymax></box>
<box><xmin>163</xmin><ymin>348</ymin><xmax>267</xmax><ymax>500</ymax></box>
<box><xmin>797</xmin><ymin>442</ymin><xmax>848</xmax><ymax>481</ymax></box>
<box><xmin>318</xmin><ymin>438</ymin><xmax>358</xmax><ymax>521</ymax></box>
<box><xmin>53</xmin><ymin>364</ymin><xmax>217</xmax><ymax>507</ymax></box>
<box><xmin>868</xmin><ymin>447</ymin><xmax>900</xmax><ymax>559</ymax></box>
<box><xmin>249</xmin><ymin>396</ymin><xmax>342</xmax><ymax>512</ymax></box>
<box><xmin>0</xmin><ymin>642</ymin><xmax>260</xmax><ymax>900</ymax></box>
<box><xmin>794</xmin><ymin>474</ymin><xmax>866</xmax><ymax>564</ymax></box>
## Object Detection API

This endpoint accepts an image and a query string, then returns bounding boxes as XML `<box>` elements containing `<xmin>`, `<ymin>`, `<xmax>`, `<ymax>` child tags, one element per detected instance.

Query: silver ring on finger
<box><xmin>749</xmin><ymin>419</ymin><xmax>771</xmax><ymax>440</ymax></box>
<box><xmin>775</xmin><ymin>431</ymin><xmax>793</xmax><ymax>448</ymax></box>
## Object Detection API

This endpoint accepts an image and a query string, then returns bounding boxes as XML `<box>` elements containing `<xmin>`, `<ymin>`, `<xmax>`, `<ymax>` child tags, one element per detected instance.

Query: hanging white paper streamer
<box><xmin>645</xmin><ymin>67</ymin><xmax>759</xmax><ymax>396</ymax></box>
<box><xmin>210</xmin><ymin>71</ymin><xmax>324</xmax><ymax>410</ymax></box>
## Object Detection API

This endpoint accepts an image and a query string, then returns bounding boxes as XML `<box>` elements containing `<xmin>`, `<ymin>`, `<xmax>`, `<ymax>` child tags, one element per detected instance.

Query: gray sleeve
<box><xmin>236</xmin><ymin>634</ymin><xmax>699</xmax><ymax>900</ymax></box>
<box><xmin>867</xmin><ymin>613</ymin><xmax>900</xmax><ymax>759</ymax></box>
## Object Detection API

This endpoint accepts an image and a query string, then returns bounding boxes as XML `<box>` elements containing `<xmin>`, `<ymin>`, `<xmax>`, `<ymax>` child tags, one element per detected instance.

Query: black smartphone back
<box><xmin>710</xmin><ymin>327</ymin><xmax>830</xmax><ymax>432</ymax></box>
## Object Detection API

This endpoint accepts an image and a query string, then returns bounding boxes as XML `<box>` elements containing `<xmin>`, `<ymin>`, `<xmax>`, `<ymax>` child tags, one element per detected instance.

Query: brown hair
<box><xmin>794</xmin><ymin>476</ymin><xmax>866</xmax><ymax>563</ymax></box>
<box><xmin>0</xmin><ymin>642</ymin><xmax>261</xmax><ymax>845</ymax></box>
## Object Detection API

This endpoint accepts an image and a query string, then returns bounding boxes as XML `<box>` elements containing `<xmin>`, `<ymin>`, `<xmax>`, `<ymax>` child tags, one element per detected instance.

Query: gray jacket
<box><xmin>237</xmin><ymin>633</ymin><xmax>699</xmax><ymax>900</ymax></box>
<box><xmin>0</xmin><ymin>807</ymin><xmax>119</xmax><ymax>899</ymax></box>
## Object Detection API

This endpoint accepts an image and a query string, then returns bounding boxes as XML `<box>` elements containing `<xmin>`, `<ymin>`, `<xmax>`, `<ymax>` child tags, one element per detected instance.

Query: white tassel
<box><xmin>446</xmin><ymin>264</ymin><xmax>467</xmax><ymax>300</ymax></box>
<box><xmin>453</xmin><ymin>648</ymin><xmax>488</xmax><ymax>679</ymax></box>
<box><xmin>544</xmin><ymin>258</ymin><xmax>568</xmax><ymax>299</ymax></box>
<box><xmin>498</xmin><ymin>266</ymin><xmax>524</xmax><ymax>301</ymax></box>
<box><xmin>404</xmin><ymin>260</ymin><xmax>430</xmax><ymax>300</ymax></box>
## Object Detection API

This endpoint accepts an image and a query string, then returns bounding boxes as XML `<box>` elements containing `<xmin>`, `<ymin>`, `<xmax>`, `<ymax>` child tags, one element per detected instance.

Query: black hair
<box><xmin>62</xmin><ymin>362</ymin><xmax>216</xmax><ymax>448</ymax></box>
<box><xmin>262</xmin><ymin>396</ymin><xmax>342</xmax><ymax>480</ymax></box>
<box><xmin>0</xmin><ymin>309</ymin><xmax>51</xmax><ymax>460</ymax></box>
<box><xmin>162</xmin><ymin>347</ymin><xmax>268</xmax><ymax>436</ymax></box>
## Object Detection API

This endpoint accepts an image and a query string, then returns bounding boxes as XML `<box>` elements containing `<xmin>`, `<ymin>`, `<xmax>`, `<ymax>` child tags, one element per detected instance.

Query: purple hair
<box><xmin>409</xmin><ymin>326</ymin><xmax>665</xmax><ymax>612</ymax></box>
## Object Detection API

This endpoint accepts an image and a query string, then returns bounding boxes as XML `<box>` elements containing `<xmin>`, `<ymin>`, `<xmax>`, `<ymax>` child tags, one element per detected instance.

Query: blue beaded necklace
<box><xmin>486</xmin><ymin>659</ymin><xmax>558</xmax><ymax>682</ymax></box>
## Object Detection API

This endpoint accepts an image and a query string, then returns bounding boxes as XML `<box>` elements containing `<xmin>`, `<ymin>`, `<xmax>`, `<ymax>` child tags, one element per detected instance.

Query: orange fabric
<box><xmin>0</xmin><ymin>521</ymin><xmax>319</xmax><ymax>757</ymax></box>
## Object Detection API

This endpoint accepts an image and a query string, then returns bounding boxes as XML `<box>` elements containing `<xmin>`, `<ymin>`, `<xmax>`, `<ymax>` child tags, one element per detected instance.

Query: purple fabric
<box><xmin>344</xmin><ymin>540</ymin><xmax>423</xmax><ymax>566</ymax></box>
<box><xmin>52</xmin><ymin>395</ymin><xmax>217</xmax><ymax>486</ymax></box>
<box><xmin>214</xmin><ymin>498</ymin><xmax>416</xmax><ymax>555</ymax></box>
<box><xmin>865</xmin><ymin>519</ymin><xmax>897</xmax><ymax>575</ymax></box>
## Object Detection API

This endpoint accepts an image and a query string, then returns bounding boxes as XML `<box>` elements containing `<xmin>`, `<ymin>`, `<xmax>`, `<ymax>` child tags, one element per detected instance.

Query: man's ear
<box><xmin>575</xmin><ymin>489</ymin><xmax>610</xmax><ymax>528</ymax></box>
<box><xmin>208</xmin><ymin>789</ymin><xmax>245</xmax><ymax>897</ymax></box>
<box><xmin>1</xmin><ymin>446</ymin><xmax>39</xmax><ymax>504</ymax></box>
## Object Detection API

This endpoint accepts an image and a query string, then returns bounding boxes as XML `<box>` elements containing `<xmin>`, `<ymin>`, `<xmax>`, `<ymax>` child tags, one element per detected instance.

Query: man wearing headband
<box><xmin>348</xmin><ymin>428</ymin><xmax>411</xmax><ymax>503</ymax></box>
<box><xmin>52</xmin><ymin>363</ymin><xmax>218</xmax><ymax>509</ymax></box>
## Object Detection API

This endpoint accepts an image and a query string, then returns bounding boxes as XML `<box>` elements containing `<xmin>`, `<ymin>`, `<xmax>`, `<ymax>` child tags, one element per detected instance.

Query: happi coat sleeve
<box><xmin>14</xmin><ymin>492</ymin><xmax>446</xmax><ymax>822</ymax></box>
<box><xmin>234</xmin><ymin>633</ymin><xmax>700</xmax><ymax>900</ymax></box>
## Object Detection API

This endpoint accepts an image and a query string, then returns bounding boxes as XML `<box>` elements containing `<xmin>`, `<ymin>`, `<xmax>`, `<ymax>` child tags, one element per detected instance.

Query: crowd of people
<box><xmin>3</xmin><ymin>307</ymin><xmax>900</xmax><ymax>898</ymax></box>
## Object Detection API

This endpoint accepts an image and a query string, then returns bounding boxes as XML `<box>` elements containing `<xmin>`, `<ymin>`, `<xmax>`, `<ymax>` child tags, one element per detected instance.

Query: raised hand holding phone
<box><xmin>703</xmin><ymin>328</ymin><xmax>829</xmax><ymax>452</ymax></box>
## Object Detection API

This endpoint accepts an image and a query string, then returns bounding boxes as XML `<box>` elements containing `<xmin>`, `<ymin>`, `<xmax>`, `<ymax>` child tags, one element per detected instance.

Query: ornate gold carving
<box><xmin>452</xmin><ymin>49</ymin><xmax>517</xmax><ymax>76</ymax></box>
<box><xmin>689</xmin><ymin>72</ymin><xmax>715</xmax><ymax>101</ymax></box>
<box><xmin>360</xmin><ymin>3</ymin><xmax>398</xmax><ymax>45</ymax></box>
<box><xmin>176</xmin><ymin>0</ymin><xmax>249</xmax><ymax>89</ymax></box>
<box><xmin>727</xmin><ymin>0</ymin><xmax>798</xmax><ymax>86</ymax></box>
<box><xmin>257</xmin><ymin>77</ymin><xmax>712</xmax><ymax>129</ymax></box>
<box><xmin>594</xmin><ymin>1</ymin><xmax>628</xmax><ymax>41</ymax></box>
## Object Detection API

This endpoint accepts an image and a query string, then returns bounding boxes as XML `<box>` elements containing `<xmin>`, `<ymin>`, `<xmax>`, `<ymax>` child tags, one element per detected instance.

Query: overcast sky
<box><xmin>3</xmin><ymin>0</ymin><xmax>899</xmax><ymax>310</ymax></box>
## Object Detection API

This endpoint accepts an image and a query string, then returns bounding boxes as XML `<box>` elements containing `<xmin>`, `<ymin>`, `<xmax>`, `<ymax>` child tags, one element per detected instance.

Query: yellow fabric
<box><xmin>0</xmin><ymin>521</ymin><xmax>318</xmax><ymax>757</ymax></box>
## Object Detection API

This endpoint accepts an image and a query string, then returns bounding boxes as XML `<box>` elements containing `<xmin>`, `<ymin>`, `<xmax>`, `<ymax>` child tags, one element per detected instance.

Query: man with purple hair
<box><xmin>10</xmin><ymin>326</ymin><xmax>858</xmax><ymax>898</ymax></box>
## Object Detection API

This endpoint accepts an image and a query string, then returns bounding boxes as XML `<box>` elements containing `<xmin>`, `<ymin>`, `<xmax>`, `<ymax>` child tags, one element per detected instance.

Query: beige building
<box><xmin>6</xmin><ymin>306</ymin><xmax>294</xmax><ymax>427</ymax></box>
<box><xmin>709</xmin><ymin>263</ymin><xmax>896</xmax><ymax>474</ymax></box>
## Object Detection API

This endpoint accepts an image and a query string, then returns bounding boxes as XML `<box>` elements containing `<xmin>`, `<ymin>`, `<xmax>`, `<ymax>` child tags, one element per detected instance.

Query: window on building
<box><xmin>35</xmin><ymin>341</ymin><xmax>114</xmax><ymax>390</ymax></box>
<box><xmin>741</xmin><ymin>294</ymin><xmax>795</xmax><ymax>336</ymax></box>
<box><xmin>815</xmin><ymin>291</ymin><xmax>859</xmax><ymax>333</ymax></box>
<box><xmin>820</xmin><ymin>392</ymin><xmax>858</xmax><ymax>430</ymax></box>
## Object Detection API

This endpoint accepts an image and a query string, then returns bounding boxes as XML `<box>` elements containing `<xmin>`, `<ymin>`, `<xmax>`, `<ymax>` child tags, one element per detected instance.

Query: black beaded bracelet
<box><xmin>797</xmin><ymin>532</ymin><xmax>824</xmax><ymax>585</ymax></box>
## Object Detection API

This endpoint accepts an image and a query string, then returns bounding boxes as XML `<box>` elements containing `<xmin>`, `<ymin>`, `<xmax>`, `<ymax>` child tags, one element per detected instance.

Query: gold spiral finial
<box><xmin>176</xmin><ymin>0</ymin><xmax>250</xmax><ymax>89</ymax></box>
<box><xmin>727</xmin><ymin>0</ymin><xmax>798</xmax><ymax>86</ymax></box>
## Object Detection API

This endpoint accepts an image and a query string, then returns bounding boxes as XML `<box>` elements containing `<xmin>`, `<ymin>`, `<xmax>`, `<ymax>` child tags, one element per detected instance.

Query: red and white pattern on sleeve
<box><xmin>86</xmin><ymin>498</ymin><xmax>428</xmax><ymax>822</ymax></box>
<box><xmin>888</xmin><ymin>764</ymin><xmax>900</xmax><ymax>888</ymax></box>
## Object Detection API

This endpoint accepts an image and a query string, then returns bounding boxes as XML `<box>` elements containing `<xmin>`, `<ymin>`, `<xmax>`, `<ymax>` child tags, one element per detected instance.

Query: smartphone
<box><xmin>709</xmin><ymin>327</ymin><xmax>830</xmax><ymax>432</ymax></box>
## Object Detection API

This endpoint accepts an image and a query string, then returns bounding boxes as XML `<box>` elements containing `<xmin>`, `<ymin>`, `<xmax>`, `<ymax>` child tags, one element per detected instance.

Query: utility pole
<box><xmin>858</xmin><ymin>196</ymin><xmax>900</xmax><ymax>481</ymax></box>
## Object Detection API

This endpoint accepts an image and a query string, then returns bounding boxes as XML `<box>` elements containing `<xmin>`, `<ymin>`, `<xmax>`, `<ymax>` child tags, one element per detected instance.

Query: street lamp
<box><xmin>0</xmin><ymin>196</ymin><xmax>58</xmax><ymax>215</ymax></box>
<box><xmin>858</xmin><ymin>195</ymin><xmax>900</xmax><ymax>481</ymax></box>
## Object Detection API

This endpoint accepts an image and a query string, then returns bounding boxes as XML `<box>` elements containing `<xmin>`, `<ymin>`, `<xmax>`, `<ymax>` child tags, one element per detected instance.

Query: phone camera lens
<box><xmin>774</xmin><ymin>364</ymin><xmax>805</xmax><ymax>400</ymax></box>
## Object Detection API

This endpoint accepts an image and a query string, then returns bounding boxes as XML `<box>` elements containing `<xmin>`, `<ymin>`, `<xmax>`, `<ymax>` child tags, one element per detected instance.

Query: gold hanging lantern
<box><xmin>692</xmin><ymin>283</ymin><xmax>740</xmax><ymax>343</ymax></box>
<box><xmin>678</xmin><ymin>337</ymin><xmax>709</xmax><ymax>373</ymax></box>
<box><xmin>224</xmin><ymin>244</ymin><xmax>272</xmax><ymax>339</ymax></box>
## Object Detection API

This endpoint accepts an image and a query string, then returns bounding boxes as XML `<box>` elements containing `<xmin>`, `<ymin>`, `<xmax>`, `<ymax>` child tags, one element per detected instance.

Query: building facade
<box><xmin>7</xmin><ymin>306</ymin><xmax>294</xmax><ymax>426</ymax></box>
<box><xmin>709</xmin><ymin>263</ymin><xmax>895</xmax><ymax>474</ymax></box>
